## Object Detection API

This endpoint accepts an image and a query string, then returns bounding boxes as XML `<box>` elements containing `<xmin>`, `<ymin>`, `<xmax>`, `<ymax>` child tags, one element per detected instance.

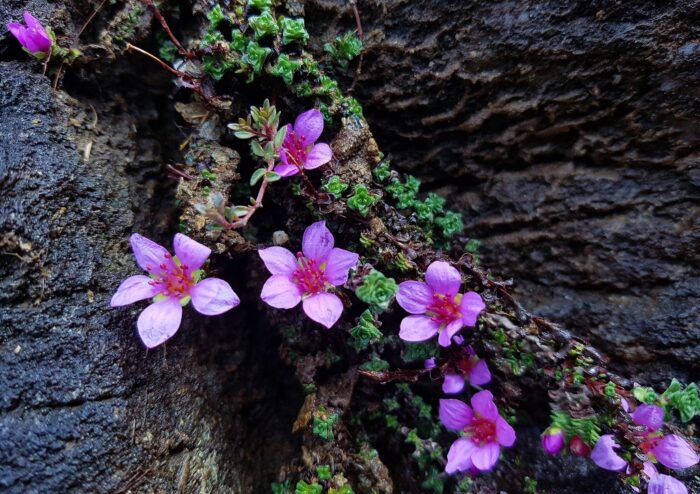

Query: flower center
<box><xmin>147</xmin><ymin>253</ymin><xmax>194</xmax><ymax>299</ymax></box>
<box><xmin>466</xmin><ymin>416</ymin><xmax>497</xmax><ymax>446</ymax></box>
<box><xmin>292</xmin><ymin>253</ymin><xmax>326</xmax><ymax>294</ymax></box>
<box><xmin>639</xmin><ymin>435</ymin><xmax>661</xmax><ymax>455</ymax></box>
<box><xmin>427</xmin><ymin>293</ymin><xmax>462</xmax><ymax>326</ymax></box>
<box><xmin>283</xmin><ymin>131</ymin><xmax>310</xmax><ymax>169</ymax></box>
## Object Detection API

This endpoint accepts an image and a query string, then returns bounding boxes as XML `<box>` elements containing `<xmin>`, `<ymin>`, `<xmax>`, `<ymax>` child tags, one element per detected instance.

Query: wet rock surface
<box><xmin>306</xmin><ymin>0</ymin><xmax>700</xmax><ymax>384</ymax></box>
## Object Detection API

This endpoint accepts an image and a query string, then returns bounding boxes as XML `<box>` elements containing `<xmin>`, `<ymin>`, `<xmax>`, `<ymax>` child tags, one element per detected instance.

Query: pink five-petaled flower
<box><xmin>440</xmin><ymin>390</ymin><xmax>516</xmax><ymax>474</ymax></box>
<box><xmin>633</xmin><ymin>404</ymin><xmax>699</xmax><ymax>471</ymax></box>
<box><xmin>274</xmin><ymin>109</ymin><xmax>332</xmax><ymax>177</ymax></box>
<box><xmin>7</xmin><ymin>12</ymin><xmax>52</xmax><ymax>57</ymax></box>
<box><xmin>111</xmin><ymin>233</ymin><xmax>240</xmax><ymax>348</ymax></box>
<box><xmin>396</xmin><ymin>261</ymin><xmax>485</xmax><ymax>347</ymax></box>
<box><xmin>644</xmin><ymin>462</ymin><xmax>688</xmax><ymax>494</ymax></box>
<box><xmin>258</xmin><ymin>221</ymin><xmax>358</xmax><ymax>328</ymax></box>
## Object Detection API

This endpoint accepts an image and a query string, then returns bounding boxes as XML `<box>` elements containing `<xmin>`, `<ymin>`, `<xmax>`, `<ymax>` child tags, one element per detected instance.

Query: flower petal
<box><xmin>396</xmin><ymin>281</ymin><xmax>433</xmax><ymax>314</ymax></box>
<box><xmin>294</xmin><ymin>108</ymin><xmax>324</xmax><ymax>146</ymax></box>
<box><xmin>424</xmin><ymin>357</ymin><xmax>437</xmax><ymax>370</ymax></box>
<box><xmin>591</xmin><ymin>435</ymin><xmax>627</xmax><ymax>471</ymax></box>
<box><xmin>261</xmin><ymin>275</ymin><xmax>302</xmax><ymax>309</ymax></box>
<box><xmin>173</xmin><ymin>233</ymin><xmax>210</xmax><ymax>271</ymax></box>
<box><xmin>190</xmin><ymin>278</ymin><xmax>240</xmax><ymax>315</ymax></box>
<box><xmin>274</xmin><ymin>162</ymin><xmax>299</xmax><ymax>177</ymax></box>
<box><xmin>111</xmin><ymin>275</ymin><xmax>159</xmax><ymax>307</ymax></box>
<box><xmin>496</xmin><ymin>416</ymin><xmax>516</xmax><ymax>447</ymax></box>
<box><xmin>442</xmin><ymin>374</ymin><xmax>465</xmax><ymax>394</ymax></box>
<box><xmin>652</xmin><ymin>435</ymin><xmax>700</xmax><ymax>470</ymax></box>
<box><xmin>461</xmin><ymin>291</ymin><xmax>485</xmax><ymax>326</ymax></box>
<box><xmin>304</xmin><ymin>143</ymin><xmax>332</xmax><ymax>170</ymax></box>
<box><xmin>632</xmin><ymin>404</ymin><xmax>665</xmax><ymax>432</ymax></box>
<box><xmin>446</xmin><ymin>437</ymin><xmax>478</xmax><ymax>475</ymax></box>
<box><xmin>439</xmin><ymin>399</ymin><xmax>473</xmax><ymax>430</ymax></box>
<box><xmin>324</xmin><ymin>248</ymin><xmax>359</xmax><ymax>285</ymax></box>
<box><xmin>471</xmin><ymin>390</ymin><xmax>498</xmax><ymax>421</ymax></box>
<box><xmin>399</xmin><ymin>315</ymin><xmax>439</xmax><ymax>342</ymax></box>
<box><xmin>130</xmin><ymin>233</ymin><xmax>171</xmax><ymax>273</ymax></box>
<box><xmin>7</xmin><ymin>23</ymin><xmax>24</xmax><ymax>39</ymax></box>
<box><xmin>302</xmin><ymin>221</ymin><xmax>334</xmax><ymax>261</ymax></box>
<box><xmin>648</xmin><ymin>474</ymin><xmax>688</xmax><ymax>494</ymax></box>
<box><xmin>259</xmin><ymin>246</ymin><xmax>298</xmax><ymax>276</ymax></box>
<box><xmin>137</xmin><ymin>298</ymin><xmax>182</xmax><ymax>348</ymax></box>
<box><xmin>23</xmin><ymin>12</ymin><xmax>42</xmax><ymax>30</ymax></box>
<box><xmin>425</xmin><ymin>261</ymin><xmax>461</xmax><ymax>295</ymax></box>
<box><xmin>468</xmin><ymin>359</ymin><xmax>492</xmax><ymax>386</ymax></box>
<box><xmin>302</xmin><ymin>292</ymin><xmax>343</xmax><ymax>328</ymax></box>
<box><xmin>471</xmin><ymin>442</ymin><xmax>501</xmax><ymax>471</ymax></box>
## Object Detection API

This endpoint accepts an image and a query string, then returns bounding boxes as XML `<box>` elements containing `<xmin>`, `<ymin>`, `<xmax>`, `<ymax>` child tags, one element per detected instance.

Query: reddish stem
<box><xmin>142</xmin><ymin>0</ymin><xmax>192</xmax><ymax>58</ymax></box>
<box><xmin>227</xmin><ymin>158</ymin><xmax>276</xmax><ymax>229</ymax></box>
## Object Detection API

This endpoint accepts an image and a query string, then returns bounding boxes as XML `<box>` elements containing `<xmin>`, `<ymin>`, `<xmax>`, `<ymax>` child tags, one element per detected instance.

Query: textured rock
<box><xmin>306</xmin><ymin>0</ymin><xmax>700</xmax><ymax>384</ymax></box>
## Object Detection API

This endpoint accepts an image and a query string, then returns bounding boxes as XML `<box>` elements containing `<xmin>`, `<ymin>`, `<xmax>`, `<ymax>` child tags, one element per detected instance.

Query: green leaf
<box><xmin>633</xmin><ymin>386</ymin><xmax>658</xmax><ymax>404</ymax></box>
<box><xmin>322</xmin><ymin>176</ymin><xmax>349</xmax><ymax>196</ymax></box>
<box><xmin>270</xmin><ymin>54</ymin><xmax>303</xmax><ymax>85</ymax></box>
<box><xmin>206</xmin><ymin>4</ymin><xmax>226</xmax><ymax>27</ymax></box>
<box><xmin>294</xmin><ymin>481</ymin><xmax>322</xmax><ymax>494</ymax></box>
<box><xmin>247</xmin><ymin>0</ymin><xmax>272</xmax><ymax>10</ymax></box>
<box><xmin>274</xmin><ymin>125</ymin><xmax>288</xmax><ymax>150</ymax></box>
<box><xmin>265</xmin><ymin>171</ymin><xmax>281</xmax><ymax>182</ymax></box>
<box><xmin>349</xmin><ymin>310</ymin><xmax>382</xmax><ymax>351</ymax></box>
<box><xmin>242</xmin><ymin>41</ymin><xmax>271</xmax><ymax>75</ymax></box>
<box><xmin>250</xmin><ymin>140</ymin><xmax>265</xmax><ymax>157</ymax></box>
<box><xmin>315</xmin><ymin>465</ymin><xmax>332</xmax><ymax>481</ymax></box>
<box><xmin>250</xmin><ymin>167</ymin><xmax>266</xmax><ymax>186</ymax></box>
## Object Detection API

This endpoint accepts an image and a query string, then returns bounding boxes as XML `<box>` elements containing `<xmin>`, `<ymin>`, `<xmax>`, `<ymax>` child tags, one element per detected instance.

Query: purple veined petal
<box><xmin>648</xmin><ymin>474</ymin><xmax>688</xmax><ymax>494</ymax></box>
<box><xmin>425</xmin><ymin>261</ymin><xmax>462</xmax><ymax>295</ymax></box>
<box><xmin>294</xmin><ymin>108</ymin><xmax>324</xmax><ymax>146</ymax></box>
<box><xmin>399</xmin><ymin>315</ymin><xmax>439</xmax><ymax>342</ymax></box>
<box><xmin>173</xmin><ymin>233</ymin><xmax>210</xmax><ymax>271</ymax></box>
<box><xmin>304</xmin><ymin>143</ymin><xmax>332</xmax><ymax>170</ymax></box>
<box><xmin>438</xmin><ymin>327</ymin><xmax>452</xmax><ymax>347</ymax></box>
<box><xmin>324</xmin><ymin>247</ymin><xmax>359</xmax><ymax>285</ymax></box>
<box><xmin>439</xmin><ymin>399</ymin><xmax>473</xmax><ymax>430</ymax></box>
<box><xmin>442</xmin><ymin>374</ymin><xmax>465</xmax><ymax>394</ymax></box>
<box><xmin>302</xmin><ymin>221</ymin><xmax>334</xmax><ymax>261</ymax></box>
<box><xmin>137</xmin><ymin>297</ymin><xmax>182</xmax><ymax>348</ymax></box>
<box><xmin>260</xmin><ymin>274</ymin><xmax>301</xmax><ymax>309</ymax></box>
<box><xmin>445</xmin><ymin>437</ymin><xmax>478</xmax><ymax>475</ymax></box>
<box><xmin>471</xmin><ymin>390</ymin><xmax>498</xmax><ymax>421</ymax></box>
<box><xmin>470</xmin><ymin>442</ymin><xmax>501</xmax><ymax>471</ymax></box>
<box><xmin>643</xmin><ymin>461</ymin><xmax>659</xmax><ymax>479</ymax></box>
<box><xmin>190</xmin><ymin>277</ymin><xmax>240</xmax><ymax>315</ymax></box>
<box><xmin>302</xmin><ymin>292</ymin><xmax>344</xmax><ymax>328</ymax></box>
<box><xmin>652</xmin><ymin>434</ymin><xmax>700</xmax><ymax>470</ymax></box>
<box><xmin>444</xmin><ymin>318</ymin><xmax>463</xmax><ymax>340</ymax></box>
<box><xmin>468</xmin><ymin>359</ymin><xmax>492</xmax><ymax>386</ymax></box>
<box><xmin>261</xmin><ymin>275</ymin><xmax>302</xmax><ymax>309</ymax></box>
<box><xmin>22</xmin><ymin>12</ymin><xmax>50</xmax><ymax>52</ymax></box>
<box><xmin>23</xmin><ymin>11</ymin><xmax>42</xmax><ymax>31</ymax></box>
<box><xmin>274</xmin><ymin>162</ymin><xmax>299</xmax><ymax>177</ymax></box>
<box><xmin>110</xmin><ymin>275</ymin><xmax>160</xmax><ymax>307</ymax></box>
<box><xmin>129</xmin><ymin>233</ymin><xmax>172</xmax><ymax>273</ymax></box>
<box><xmin>632</xmin><ymin>404</ymin><xmax>665</xmax><ymax>432</ymax></box>
<box><xmin>461</xmin><ymin>291</ymin><xmax>485</xmax><ymax>326</ymax></box>
<box><xmin>396</xmin><ymin>281</ymin><xmax>433</xmax><ymax>314</ymax></box>
<box><xmin>591</xmin><ymin>435</ymin><xmax>628</xmax><ymax>471</ymax></box>
<box><xmin>621</xmin><ymin>397</ymin><xmax>630</xmax><ymax>412</ymax></box>
<box><xmin>496</xmin><ymin>416</ymin><xmax>516</xmax><ymax>447</ymax></box>
<box><xmin>259</xmin><ymin>246</ymin><xmax>298</xmax><ymax>276</ymax></box>
<box><xmin>424</xmin><ymin>357</ymin><xmax>437</xmax><ymax>370</ymax></box>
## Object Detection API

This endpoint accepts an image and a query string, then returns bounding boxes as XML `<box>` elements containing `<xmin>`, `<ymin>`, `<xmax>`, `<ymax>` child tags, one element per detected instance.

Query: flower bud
<box><xmin>541</xmin><ymin>426</ymin><xmax>565</xmax><ymax>455</ymax></box>
<box><xmin>569</xmin><ymin>435</ymin><xmax>592</xmax><ymax>457</ymax></box>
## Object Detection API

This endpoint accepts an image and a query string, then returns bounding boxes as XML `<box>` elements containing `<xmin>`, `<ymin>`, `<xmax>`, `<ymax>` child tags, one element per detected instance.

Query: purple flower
<box><xmin>632</xmin><ymin>404</ymin><xmax>699</xmax><ymax>471</ymax></box>
<box><xmin>541</xmin><ymin>426</ymin><xmax>565</xmax><ymax>455</ymax></box>
<box><xmin>440</xmin><ymin>390</ymin><xmax>516</xmax><ymax>474</ymax></box>
<box><xmin>7</xmin><ymin>12</ymin><xmax>52</xmax><ymax>57</ymax></box>
<box><xmin>437</xmin><ymin>346</ymin><xmax>491</xmax><ymax>394</ymax></box>
<box><xmin>111</xmin><ymin>233</ymin><xmax>240</xmax><ymax>348</ymax></box>
<box><xmin>258</xmin><ymin>221</ymin><xmax>358</xmax><ymax>328</ymax></box>
<box><xmin>274</xmin><ymin>109</ymin><xmax>332</xmax><ymax>177</ymax></box>
<box><xmin>644</xmin><ymin>462</ymin><xmax>688</xmax><ymax>494</ymax></box>
<box><xmin>396</xmin><ymin>261</ymin><xmax>485</xmax><ymax>347</ymax></box>
<box><xmin>591</xmin><ymin>435</ymin><xmax>628</xmax><ymax>471</ymax></box>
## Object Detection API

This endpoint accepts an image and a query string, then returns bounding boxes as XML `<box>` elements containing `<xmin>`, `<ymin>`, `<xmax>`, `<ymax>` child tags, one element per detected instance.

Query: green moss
<box><xmin>280</xmin><ymin>17</ymin><xmax>308</xmax><ymax>45</ymax></box>
<box><xmin>249</xmin><ymin>9</ymin><xmax>278</xmax><ymax>39</ymax></box>
<box><xmin>322</xmin><ymin>176</ymin><xmax>349</xmax><ymax>196</ymax></box>
<box><xmin>312</xmin><ymin>406</ymin><xmax>339</xmax><ymax>441</ymax></box>
<box><xmin>324</xmin><ymin>32</ymin><xmax>362</xmax><ymax>69</ymax></box>
<box><xmin>349</xmin><ymin>310</ymin><xmax>382</xmax><ymax>351</ymax></box>
<box><xmin>373</xmin><ymin>161</ymin><xmax>391</xmax><ymax>182</ymax></box>
<box><xmin>315</xmin><ymin>465</ymin><xmax>332</xmax><ymax>481</ymax></box>
<box><xmin>294</xmin><ymin>481</ymin><xmax>322</xmax><ymax>494</ymax></box>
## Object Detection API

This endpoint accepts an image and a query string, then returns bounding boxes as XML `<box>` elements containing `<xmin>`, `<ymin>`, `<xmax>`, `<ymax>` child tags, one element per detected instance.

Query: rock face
<box><xmin>306</xmin><ymin>0</ymin><xmax>700</xmax><ymax>383</ymax></box>
<box><xmin>0</xmin><ymin>61</ymin><xmax>301</xmax><ymax>493</ymax></box>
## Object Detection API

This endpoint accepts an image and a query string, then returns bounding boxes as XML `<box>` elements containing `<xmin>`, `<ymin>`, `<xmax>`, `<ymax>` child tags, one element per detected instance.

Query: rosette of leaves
<box><xmin>356</xmin><ymin>270</ymin><xmax>398</xmax><ymax>311</ymax></box>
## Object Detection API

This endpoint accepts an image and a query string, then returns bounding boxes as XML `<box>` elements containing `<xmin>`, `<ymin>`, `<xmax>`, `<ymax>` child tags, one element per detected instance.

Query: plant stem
<box><xmin>142</xmin><ymin>0</ymin><xmax>192</xmax><ymax>58</ymax></box>
<box><xmin>228</xmin><ymin>158</ymin><xmax>275</xmax><ymax>229</ymax></box>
